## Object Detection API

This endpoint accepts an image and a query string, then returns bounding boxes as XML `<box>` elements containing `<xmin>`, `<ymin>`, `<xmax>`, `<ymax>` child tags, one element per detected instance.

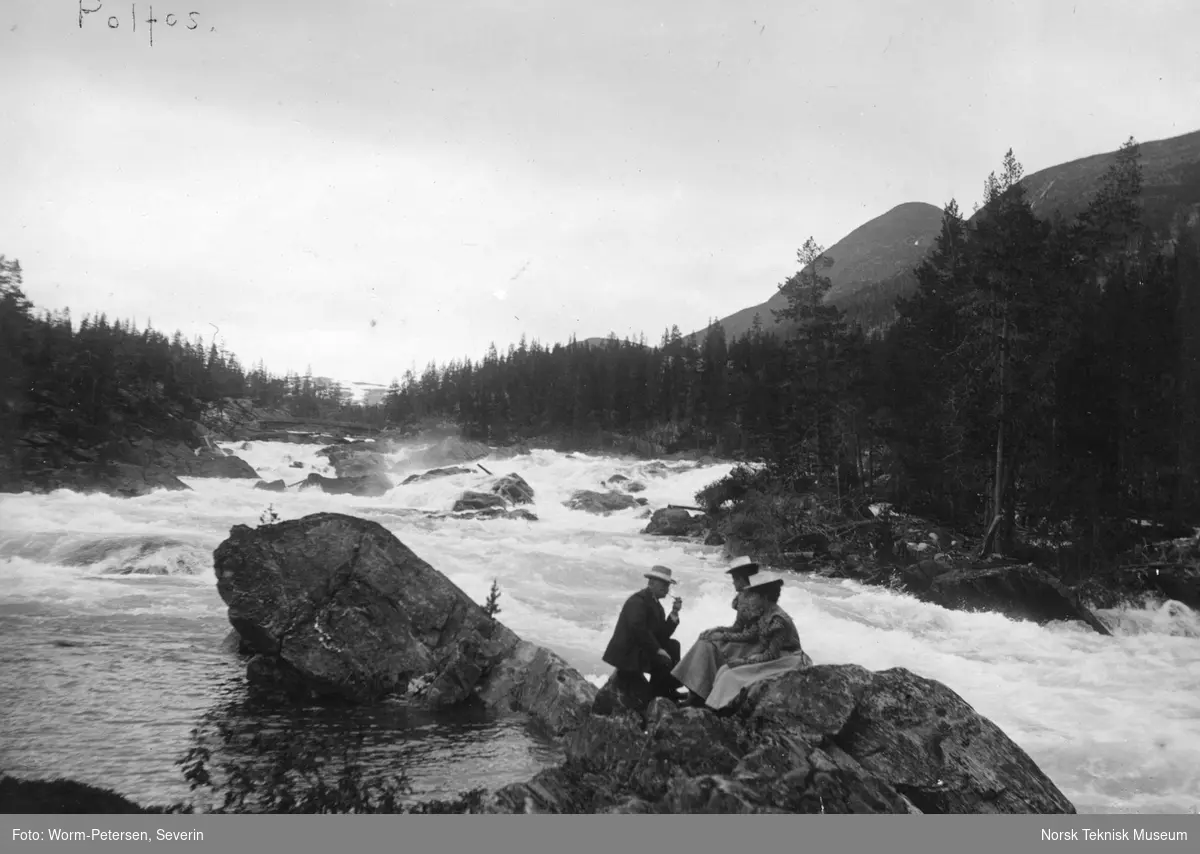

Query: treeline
<box><xmin>379</xmin><ymin>322</ymin><xmax>801</xmax><ymax>453</ymax></box>
<box><xmin>878</xmin><ymin>141</ymin><xmax>1200</xmax><ymax>562</ymax></box>
<box><xmin>384</xmin><ymin>139</ymin><xmax>1200</xmax><ymax>567</ymax></box>
<box><xmin>0</xmin><ymin>262</ymin><xmax>383</xmax><ymax>472</ymax></box>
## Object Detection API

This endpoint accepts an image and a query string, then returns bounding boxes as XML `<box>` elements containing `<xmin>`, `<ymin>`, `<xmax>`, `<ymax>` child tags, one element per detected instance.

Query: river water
<box><xmin>0</xmin><ymin>440</ymin><xmax>1197</xmax><ymax>813</ymax></box>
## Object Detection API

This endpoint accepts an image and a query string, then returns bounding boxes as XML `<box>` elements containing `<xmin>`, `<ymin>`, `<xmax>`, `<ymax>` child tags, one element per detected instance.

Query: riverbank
<box><xmin>671</xmin><ymin>466</ymin><xmax>1200</xmax><ymax>632</ymax></box>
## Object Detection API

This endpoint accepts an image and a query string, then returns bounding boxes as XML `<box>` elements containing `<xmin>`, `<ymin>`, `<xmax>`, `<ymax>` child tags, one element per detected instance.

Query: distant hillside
<box><xmin>696</xmin><ymin>202</ymin><xmax>944</xmax><ymax>342</ymax></box>
<box><xmin>1020</xmin><ymin>128</ymin><xmax>1200</xmax><ymax>232</ymax></box>
<box><xmin>578</xmin><ymin>336</ymin><xmax>648</xmax><ymax>350</ymax></box>
<box><xmin>691</xmin><ymin>129</ymin><xmax>1200</xmax><ymax>343</ymax></box>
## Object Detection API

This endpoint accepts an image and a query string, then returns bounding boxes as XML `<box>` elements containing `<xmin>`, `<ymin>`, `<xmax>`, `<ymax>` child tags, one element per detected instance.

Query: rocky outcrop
<box><xmin>401</xmin><ymin>466</ymin><xmax>474</xmax><ymax>485</ymax></box>
<box><xmin>317</xmin><ymin>443</ymin><xmax>390</xmax><ymax>479</ymax></box>
<box><xmin>201</xmin><ymin>398</ymin><xmax>383</xmax><ymax>445</ymax></box>
<box><xmin>590</xmin><ymin>671</ymin><xmax>654</xmax><ymax>718</ymax></box>
<box><xmin>1080</xmin><ymin>534</ymin><xmax>1200</xmax><ymax>612</ymax></box>
<box><xmin>564</xmin><ymin>490</ymin><xmax>647</xmax><ymax>514</ymax></box>
<box><xmin>254</xmin><ymin>479</ymin><xmax>287</xmax><ymax>492</ymax></box>
<box><xmin>403</xmin><ymin>437</ymin><xmax>491</xmax><ymax>469</ymax></box>
<box><xmin>212</xmin><ymin>513</ymin><xmax>595</xmax><ymax>734</ymax></box>
<box><xmin>1118</xmin><ymin>563</ymin><xmax>1200</xmax><ymax>611</ymax></box>
<box><xmin>605</xmin><ymin>474</ymin><xmax>646</xmax><ymax>493</ymax></box>
<box><xmin>1</xmin><ymin>425</ymin><xmax>257</xmax><ymax>497</ymax></box>
<box><xmin>297</xmin><ymin>472</ymin><xmax>392</xmax><ymax>497</ymax></box>
<box><xmin>0</xmin><ymin>775</ymin><xmax>153</xmax><ymax>814</ymax></box>
<box><xmin>200</xmin><ymin>398</ymin><xmax>296</xmax><ymax>440</ymax></box>
<box><xmin>491</xmin><ymin>473</ymin><xmax>535</xmax><ymax>505</ymax></box>
<box><xmin>642</xmin><ymin>507</ymin><xmax>707</xmax><ymax>537</ymax></box>
<box><xmin>457</xmin><ymin>508</ymin><xmax>539</xmax><ymax>522</ymax></box>
<box><xmin>920</xmin><ymin>564</ymin><xmax>1112</xmax><ymax>636</ymax></box>
<box><xmin>125</xmin><ymin>439</ymin><xmax>259</xmax><ymax>479</ymax></box>
<box><xmin>452</xmin><ymin>491</ymin><xmax>508</xmax><ymax>512</ymax></box>
<box><xmin>480</xmin><ymin>664</ymin><xmax>1077</xmax><ymax>814</ymax></box>
<box><xmin>0</xmin><ymin>462</ymin><xmax>192</xmax><ymax>497</ymax></box>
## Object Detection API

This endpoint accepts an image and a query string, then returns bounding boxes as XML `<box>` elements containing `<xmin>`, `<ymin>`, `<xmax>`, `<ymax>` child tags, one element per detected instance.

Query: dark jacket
<box><xmin>602</xmin><ymin>587</ymin><xmax>678</xmax><ymax>673</ymax></box>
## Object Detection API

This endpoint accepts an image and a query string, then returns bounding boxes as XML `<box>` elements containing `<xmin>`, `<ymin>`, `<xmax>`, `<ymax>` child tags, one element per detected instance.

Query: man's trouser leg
<box><xmin>648</xmin><ymin>643</ymin><xmax>683</xmax><ymax>699</ymax></box>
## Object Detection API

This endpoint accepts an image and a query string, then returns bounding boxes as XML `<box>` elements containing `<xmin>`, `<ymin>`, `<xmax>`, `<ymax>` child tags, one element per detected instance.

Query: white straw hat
<box><xmin>725</xmin><ymin>555</ymin><xmax>760</xmax><ymax>576</ymax></box>
<box><xmin>743</xmin><ymin>572</ymin><xmax>785</xmax><ymax>594</ymax></box>
<box><xmin>644</xmin><ymin>565</ymin><xmax>678</xmax><ymax>585</ymax></box>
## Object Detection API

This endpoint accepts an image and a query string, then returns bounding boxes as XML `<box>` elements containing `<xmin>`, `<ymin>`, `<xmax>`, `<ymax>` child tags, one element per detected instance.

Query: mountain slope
<box><xmin>698</xmin><ymin>201</ymin><xmax>944</xmax><ymax>342</ymax></box>
<box><xmin>698</xmin><ymin>129</ymin><xmax>1200</xmax><ymax>343</ymax></box>
<box><xmin>1020</xmin><ymin>128</ymin><xmax>1200</xmax><ymax>231</ymax></box>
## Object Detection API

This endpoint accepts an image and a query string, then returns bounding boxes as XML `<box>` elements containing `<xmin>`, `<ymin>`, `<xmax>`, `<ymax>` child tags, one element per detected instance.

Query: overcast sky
<box><xmin>4</xmin><ymin>0</ymin><xmax>1199</xmax><ymax>385</ymax></box>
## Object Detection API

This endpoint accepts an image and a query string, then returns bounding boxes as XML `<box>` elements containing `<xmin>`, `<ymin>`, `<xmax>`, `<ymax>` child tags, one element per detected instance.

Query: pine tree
<box><xmin>771</xmin><ymin>237</ymin><xmax>851</xmax><ymax>482</ymax></box>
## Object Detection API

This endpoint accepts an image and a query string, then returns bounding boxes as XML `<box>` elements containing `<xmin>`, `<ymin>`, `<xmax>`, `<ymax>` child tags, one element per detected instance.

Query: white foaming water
<box><xmin>1</xmin><ymin>439</ymin><xmax>1197</xmax><ymax>813</ymax></box>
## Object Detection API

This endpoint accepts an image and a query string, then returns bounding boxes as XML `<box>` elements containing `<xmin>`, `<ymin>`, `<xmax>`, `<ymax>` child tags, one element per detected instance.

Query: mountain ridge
<box><xmin>684</xmin><ymin>127</ymin><xmax>1200</xmax><ymax>343</ymax></box>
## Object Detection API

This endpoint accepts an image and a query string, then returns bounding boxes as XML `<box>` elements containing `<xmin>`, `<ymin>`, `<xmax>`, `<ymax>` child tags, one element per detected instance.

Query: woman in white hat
<box><xmin>705</xmin><ymin>555</ymin><xmax>760</xmax><ymax>638</ymax></box>
<box><xmin>672</xmin><ymin>571</ymin><xmax>810</xmax><ymax>709</ymax></box>
<box><xmin>670</xmin><ymin>556</ymin><xmax>763</xmax><ymax>704</ymax></box>
<box><xmin>703</xmin><ymin>572</ymin><xmax>811</xmax><ymax>710</ymax></box>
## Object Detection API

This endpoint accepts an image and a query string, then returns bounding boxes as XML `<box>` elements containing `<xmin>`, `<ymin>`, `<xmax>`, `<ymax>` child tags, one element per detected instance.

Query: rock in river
<box><xmin>212</xmin><ymin>512</ymin><xmax>595</xmax><ymax>734</ymax></box>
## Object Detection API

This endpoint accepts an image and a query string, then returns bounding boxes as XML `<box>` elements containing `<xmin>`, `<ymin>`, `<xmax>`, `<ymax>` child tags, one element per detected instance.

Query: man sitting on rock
<box><xmin>599</xmin><ymin>565</ymin><xmax>686</xmax><ymax>706</ymax></box>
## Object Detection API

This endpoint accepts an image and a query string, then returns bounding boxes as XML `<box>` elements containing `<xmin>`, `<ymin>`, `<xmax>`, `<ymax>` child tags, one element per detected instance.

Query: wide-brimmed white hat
<box><xmin>725</xmin><ymin>555</ymin><xmax>760</xmax><ymax>577</ymax></box>
<box><xmin>743</xmin><ymin>572</ymin><xmax>785</xmax><ymax>595</ymax></box>
<box><xmin>644</xmin><ymin>565</ymin><xmax>678</xmax><ymax>585</ymax></box>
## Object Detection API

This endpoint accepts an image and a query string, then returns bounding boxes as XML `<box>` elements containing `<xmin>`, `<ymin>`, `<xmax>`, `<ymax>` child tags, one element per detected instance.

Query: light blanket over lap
<box><xmin>705</xmin><ymin>650</ymin><xmax>814</xmax><ymax>710</ymax></box>
<box><xmin>670</xmin><ymin>637</ymin><xmax>759</xmax><ymax>698</ymax></box>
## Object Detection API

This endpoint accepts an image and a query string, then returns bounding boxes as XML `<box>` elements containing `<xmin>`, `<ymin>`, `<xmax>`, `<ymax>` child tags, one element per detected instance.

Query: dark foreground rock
<box><xmin>0</xmin><ymin>775</ymin><xmax>155</xmax><ymax>814</ymax></box>
<box><xmin>212</xmin><ymin>513</ymin><xmax>595</xmax><ymax>734</ymax></box>
<box><xmin>480</xmin><ymin>664</ymin><xmax>1076</xmax><ymax>814</ymax></box>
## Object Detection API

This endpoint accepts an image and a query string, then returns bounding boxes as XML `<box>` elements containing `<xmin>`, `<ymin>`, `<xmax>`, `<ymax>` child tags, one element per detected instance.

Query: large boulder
<box><xmin>564</xmin><ymin>490</ymin><xmax>646</xmax><ymax>515</ymax></box>
<box><xmin>129</xmin><ymin>437</ymin><xmax>258</xmax><ymax>479</ymax></box>
<box><xmin>403</xmin><ymin>437</ymin><xmax>491</xmax><ymax>469</ymax></box>
<box><xmin>212</xmin><ymin>513</ymin><xmax>595</xmax><ymax>734</ymax></box>
<box><xmin>298</xmin><ymin>472</ymin><xmax>392</xmax><ymax>497</ymax></box>
<box><xmin>642</xmin><ymin>507</ymin><xmax>707</xmax><ymax>537</ymax></box>
<box><xmin>491</xmin><ymin>473</ymin><xmax>535</xmax><ymax>505</ymax></box>
<box><xmin>318</xmin><ymin>443</ymin><xmax>390</xmax><ymax>479</ymax></box>
<box><xmin>453</xmin><ymin>491</ymin><xmax>508</xmax><ymax>512</ymax></box>
<box><xmin>401</xmin><ymin>466</ymin><xmax>473</xmax><ymax>485</ymax></box>
<box><xmin>479</xmin><ymin>664</ymin><xmax>1077</xmax><ymax>814</ymax></box>
<box><xmin>921</xmin><ymin>564</ymin><xmax>1112</xmax><ymax>635</ymax></box>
